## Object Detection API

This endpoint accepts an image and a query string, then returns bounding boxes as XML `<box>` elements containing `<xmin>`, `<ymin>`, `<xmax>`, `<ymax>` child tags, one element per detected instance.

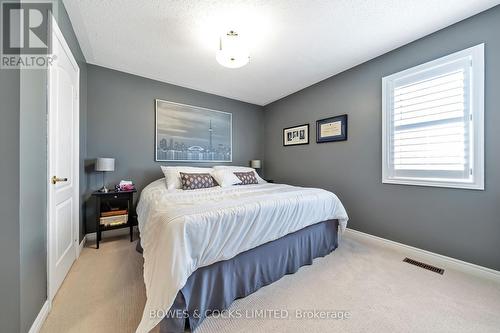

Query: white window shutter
<box><xmin>382</xmin><ymin>44</ymin><xmax>484</xmax><ymax>190</ymax></box>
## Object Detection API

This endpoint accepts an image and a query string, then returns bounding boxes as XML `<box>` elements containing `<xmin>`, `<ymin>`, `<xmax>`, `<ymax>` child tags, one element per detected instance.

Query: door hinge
<box><xmin>470</xmin><ymin>168</ymin><xmax>473</xmax><ymax>175</ymax></box>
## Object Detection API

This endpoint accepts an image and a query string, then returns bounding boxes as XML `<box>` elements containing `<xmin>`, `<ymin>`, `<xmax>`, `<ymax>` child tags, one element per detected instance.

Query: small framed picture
<box><xmin>316</xmin><ymin>114</ymin><xmax>348</xmax><ymax>143</ymax></box>
<box><xmin>283</xmin><ymin>124</ymin><xmax>309</xmax><ymax>146</ymax></box>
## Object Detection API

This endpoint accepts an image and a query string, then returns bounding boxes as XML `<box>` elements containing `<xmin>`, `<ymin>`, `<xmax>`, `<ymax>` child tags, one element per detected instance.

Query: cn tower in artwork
<box><xmin>209</xmin><ymin>120</ymin><xmax>213</xmax><ymax>151</ymax></box>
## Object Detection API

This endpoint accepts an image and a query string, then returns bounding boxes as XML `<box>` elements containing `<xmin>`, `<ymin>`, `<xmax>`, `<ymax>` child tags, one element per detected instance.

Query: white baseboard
<box><xmin>345</xmin><ymin>228</ymin><xmax>500</xmax><ymax>282</ymax></box>
<box><xmin>28</xmin><ymin>300</ymin><xmax>50</xmax><ymax>333</ymax></box>
<box><xmin>77</xmin><ymin>236</ymin><xmax>86</xmax><ymax>257</ymax></box>
<box><xmin>85</xmin><ymin>227</ymin><xmax>132</xmax><ymax>241</ymax></box>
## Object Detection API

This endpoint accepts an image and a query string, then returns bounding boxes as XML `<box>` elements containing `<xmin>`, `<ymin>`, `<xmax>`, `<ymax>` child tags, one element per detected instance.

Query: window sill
<box><xmin>382</xmin><ymin>178</ymin><xmax>484</xmax><ymax>191</ymax></box>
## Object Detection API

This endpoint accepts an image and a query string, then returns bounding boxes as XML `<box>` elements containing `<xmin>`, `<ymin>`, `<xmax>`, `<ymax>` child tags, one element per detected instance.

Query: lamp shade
<box><xmin>250</xmin><ymin>160</ymin><xmax>262</xmax><ymax>169</ymax></box>
<box><xmin>95</xmin><ymin>158</ymin><xmax>115</xmax><ymax>172</ymax></box>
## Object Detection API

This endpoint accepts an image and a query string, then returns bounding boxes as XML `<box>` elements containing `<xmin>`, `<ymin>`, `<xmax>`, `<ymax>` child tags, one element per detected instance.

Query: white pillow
<box><xmin>213</xmin><ymin>166</ymin><xmax>267</xmax><ymax>184</ymax></box>
<box><xmin>211</xmin><ymin>168</ymin><xmax>242</xmax><ymax>187</ymax></box>
<box><xmin>160</xmin><ymin>166</ymin><xmax>214</xmax><ymax>190</ymax></box>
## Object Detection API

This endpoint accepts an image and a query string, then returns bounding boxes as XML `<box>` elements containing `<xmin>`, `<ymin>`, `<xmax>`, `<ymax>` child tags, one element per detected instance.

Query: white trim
<box><xmin>382</xmin><ymin>44</ymin><xmax>485</xmax><ymax>190</ymax></box>
<box><xmin>85</xmin><ymin>228</ymin><xmax>133</xmax><ymax>241</ymax></box>
<box><xmin>77</xmin><ymin>236</ymin><xmax>86</xmax><ymax>257</ymax></box>
<box><xmin>28</xmin><ymin>300</ymin><xmax>50</xmax><ymax>333</ymax></box>
<box><xmin>47</xmin><ymin>14</ymin><xmax>80</xmax><ymax>303</ymax></box>
<box><xmin>345</xmin><ymin>228</ymin><xmax>500</xmax><ymax>282</ymax></box>
<box><xmin>381</xmin><ymin>177</ymin><xmax>484</xmax><ymax>190</ymax></box>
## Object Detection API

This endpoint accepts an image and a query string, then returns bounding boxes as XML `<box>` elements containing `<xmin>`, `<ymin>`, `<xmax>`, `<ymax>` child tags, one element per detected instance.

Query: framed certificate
<box><xmin>316</xmin><ymin>114</ymin><xmax>348</xmax><ymax>143</ymax></box>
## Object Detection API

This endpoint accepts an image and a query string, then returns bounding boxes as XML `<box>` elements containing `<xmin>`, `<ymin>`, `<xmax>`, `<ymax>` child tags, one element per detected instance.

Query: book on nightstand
<box><xmin>101</xmin><ymin>209</ymin><xmax>128</xmax><ymax>217</ymax></box>
<box><xmin>99</xmin><ymin>214</ymin><xmax>128</xmax><ymax>226</ymax></box>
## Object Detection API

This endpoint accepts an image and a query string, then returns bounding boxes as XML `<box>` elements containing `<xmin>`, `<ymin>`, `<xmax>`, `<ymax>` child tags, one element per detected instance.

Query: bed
<box><xmin>136</xmin><ymin>178</ymin><xmax>348</xmax><ymax>333</ymax></box>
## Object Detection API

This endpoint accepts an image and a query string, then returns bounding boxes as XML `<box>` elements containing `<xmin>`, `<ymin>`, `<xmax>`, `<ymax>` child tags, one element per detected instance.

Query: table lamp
<box><xmin>250</xmin><ymin>159</ymin><xmax>262</xmax><ymax>176</ymax></box>
<box><xmin>96</xmin><ymin>158</ymin><xmax>115</xmax><ymax>193</ymax></box>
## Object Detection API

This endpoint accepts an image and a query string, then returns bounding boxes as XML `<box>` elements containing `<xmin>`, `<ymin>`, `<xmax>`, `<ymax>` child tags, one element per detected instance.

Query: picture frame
<box><xmin>316</xmin><ymin>114</ymin><xmax>348</xmax><ymax>143</ymax></box>
<box><xmin>155</xmin><ymin>99</ymin><xmax>232</xmax><ymax>162</ymax></box>
<box><xmin>283</xmin><ymin>124</ymin><xmax>309</xmax><ymax>146</ymax></box>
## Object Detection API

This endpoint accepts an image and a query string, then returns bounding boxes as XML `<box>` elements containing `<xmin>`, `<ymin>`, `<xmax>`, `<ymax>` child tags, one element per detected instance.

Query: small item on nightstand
<box><xmin>116</xmin><ymin>180</ymin><xmax>135</xmax><ymax>191</ymax></box>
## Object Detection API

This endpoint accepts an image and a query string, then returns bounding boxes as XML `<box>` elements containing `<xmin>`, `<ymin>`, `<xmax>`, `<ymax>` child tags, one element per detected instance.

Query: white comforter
<box><xmin>136</xmin><ymin>179</ymin><xmax>349</xmax><ymax>332</ymax></box>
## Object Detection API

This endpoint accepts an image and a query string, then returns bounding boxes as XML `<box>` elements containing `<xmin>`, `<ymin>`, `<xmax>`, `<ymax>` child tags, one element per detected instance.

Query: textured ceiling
<box><xmin>63</xmin><ymin>0</ymin><xmax>499</xmax><ymax>106</ymax></box>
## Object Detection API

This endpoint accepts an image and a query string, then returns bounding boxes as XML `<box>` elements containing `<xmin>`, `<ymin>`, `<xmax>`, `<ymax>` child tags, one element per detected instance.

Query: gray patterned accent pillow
<box><xmin>233</xmin><ymin>171</ymin><xmax>259</xmax><ymax>185</ymax></box>
<box><xmin>179</xmin><ymin>172</ymin><xmax>216</xmax><ymax>190</ymax></box>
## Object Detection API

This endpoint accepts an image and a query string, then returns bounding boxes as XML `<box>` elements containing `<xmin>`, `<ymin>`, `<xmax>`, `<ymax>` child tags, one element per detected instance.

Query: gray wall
<box><xmin>263</xmin><ymin>6</ymin><xmax>500</xmax><ymax>271</ymax></box>
<box><xmin>0</xmin><ymin>67</ymin><xmax>21</xmax><ymax>333</ymax></box>
<box><xmin>19</xmin><ymin>68</ymin><xmax>48</xmax><ymax>333</ymax></box>
<box><xmin>85</xmin><ymin>65</ymin><xmax>264</xmax><ymax>232</ymax></box>
<box><xmin>0</xmin><ymin>1</ymin><xmax>87</xmax><ymax>331</ymax></box>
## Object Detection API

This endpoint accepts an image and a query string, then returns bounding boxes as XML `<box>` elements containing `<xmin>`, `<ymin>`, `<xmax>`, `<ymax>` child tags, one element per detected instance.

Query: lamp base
<box><xmin>99</xmin><ymin>171</ymin><xmax>110</xmax><ymax>193</ymax></box>
<box><xmin>99</xmin><ymin>186</ymin><xmax>109</xmax><ymax>193</ymax></box>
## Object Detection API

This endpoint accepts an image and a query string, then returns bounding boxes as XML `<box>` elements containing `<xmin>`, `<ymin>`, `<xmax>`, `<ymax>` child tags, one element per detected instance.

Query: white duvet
<box><xmin>136</xmin><ymin>179</ymin><xmax>349</xmax><ymax>332</ymax></box>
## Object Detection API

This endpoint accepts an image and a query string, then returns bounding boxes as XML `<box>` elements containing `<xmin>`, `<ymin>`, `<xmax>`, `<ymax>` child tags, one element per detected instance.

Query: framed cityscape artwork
<box><xmin>155</xmin><ymin>99</ymin><xmax>232</xmax><ymax>162</ymax></box>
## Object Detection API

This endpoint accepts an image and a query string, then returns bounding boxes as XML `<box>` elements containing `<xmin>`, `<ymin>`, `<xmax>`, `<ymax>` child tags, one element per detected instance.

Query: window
<box><xmin>382</xmin><ymin>44</ymin><xmax>484</xmax><ymax>190</ymax></box>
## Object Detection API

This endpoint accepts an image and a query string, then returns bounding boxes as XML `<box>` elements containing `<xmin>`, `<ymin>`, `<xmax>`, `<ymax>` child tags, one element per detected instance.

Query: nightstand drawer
<box><xmin>107</xmin><ymin>193</ymin><xmax>129</xmax><ymax>200</ymax></box>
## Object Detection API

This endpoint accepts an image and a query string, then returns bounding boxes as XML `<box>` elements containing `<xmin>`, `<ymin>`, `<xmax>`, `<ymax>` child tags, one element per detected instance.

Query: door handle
<box><xmin>51</xmin><ymin>176</ymin><xmax>68</xmax><ymax>185</ymax></box>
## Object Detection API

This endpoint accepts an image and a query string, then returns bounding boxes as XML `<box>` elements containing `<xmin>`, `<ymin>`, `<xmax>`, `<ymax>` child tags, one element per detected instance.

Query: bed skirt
<box><xmin>137</xmin><ymin>219</ymin><xmax>339</xmax><ymax>333</ymax></box>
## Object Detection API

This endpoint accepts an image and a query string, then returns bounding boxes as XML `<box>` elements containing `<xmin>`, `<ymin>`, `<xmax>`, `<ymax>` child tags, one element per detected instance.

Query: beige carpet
<box><xmin>41</xmin><ymin>233</ymin><xmax>500</xmax><ymax>333</ymax></box>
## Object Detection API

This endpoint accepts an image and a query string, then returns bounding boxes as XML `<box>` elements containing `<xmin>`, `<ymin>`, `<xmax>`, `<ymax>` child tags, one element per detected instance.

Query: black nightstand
<box><xmin>91</xmin><ymin>189</ymin><xmax>137</xmax><ymax>249</ymax></box>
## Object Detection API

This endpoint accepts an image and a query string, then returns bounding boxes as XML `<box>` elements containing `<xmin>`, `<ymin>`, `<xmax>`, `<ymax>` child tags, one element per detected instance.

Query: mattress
<box><xmin>136</xmin><ymin>179</ymin><xmax>348</xmax><ymax>332</ymax></box>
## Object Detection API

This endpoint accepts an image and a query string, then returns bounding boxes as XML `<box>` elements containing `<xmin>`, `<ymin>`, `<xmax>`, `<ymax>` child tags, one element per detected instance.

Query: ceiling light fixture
<box><xmin>216</xmin><ymin>30</ymin><xmax>249</xmax><ymax>69</ymax></box>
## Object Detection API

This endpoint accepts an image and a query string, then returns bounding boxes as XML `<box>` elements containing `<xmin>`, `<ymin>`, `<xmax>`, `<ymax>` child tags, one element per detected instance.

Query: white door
<box><xmin>48</xmin><ymin>16</ymin><xmax>80</xmax><ymax>301</ymax></box>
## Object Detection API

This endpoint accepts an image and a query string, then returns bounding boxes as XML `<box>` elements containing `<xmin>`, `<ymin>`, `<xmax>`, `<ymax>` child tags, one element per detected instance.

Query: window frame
<box><xmin>382</xmin><ymin>44</ymin><xmax>484</xmax><ymax>190</ymax></box>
